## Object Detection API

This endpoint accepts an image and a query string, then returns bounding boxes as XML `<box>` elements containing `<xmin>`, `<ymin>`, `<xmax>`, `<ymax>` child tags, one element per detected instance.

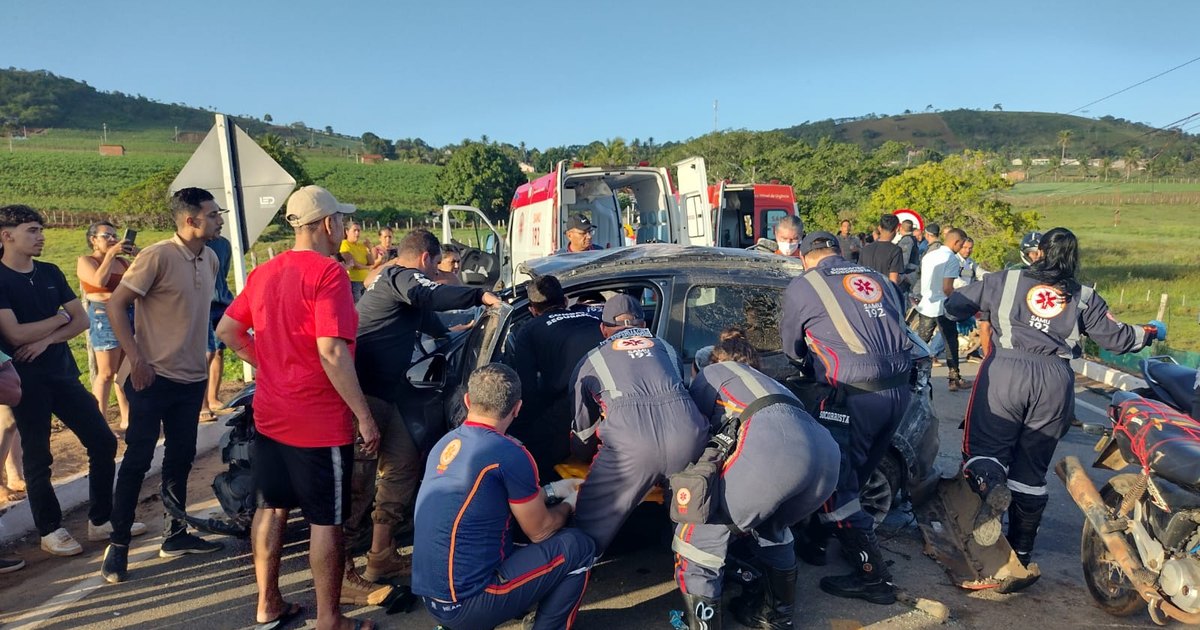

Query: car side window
<box><xmin>682</xmin><ymin>284</ymin><xmax>783</xmax><ymax>361</ymax></box>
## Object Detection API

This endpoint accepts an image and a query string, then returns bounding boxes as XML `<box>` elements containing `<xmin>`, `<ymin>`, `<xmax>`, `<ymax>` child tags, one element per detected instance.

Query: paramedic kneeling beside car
<box><xmin>412</xmin><ymin>363</ymin><xmax>594</xmax><ymax>630</ymax></box>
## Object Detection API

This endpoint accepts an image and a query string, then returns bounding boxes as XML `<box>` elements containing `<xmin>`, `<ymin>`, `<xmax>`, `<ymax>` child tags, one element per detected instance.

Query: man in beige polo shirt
<box><xmin>99</xmin><ymin>187</ymin><xmax>226</xmax><ymax>583</ymax></box>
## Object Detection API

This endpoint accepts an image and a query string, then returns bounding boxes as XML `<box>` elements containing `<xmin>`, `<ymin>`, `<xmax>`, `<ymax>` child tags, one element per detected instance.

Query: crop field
<box><xmin>1007</xmin><ymin>180</ymin><xmax>1200</xmax><ymax>209</ymax></box>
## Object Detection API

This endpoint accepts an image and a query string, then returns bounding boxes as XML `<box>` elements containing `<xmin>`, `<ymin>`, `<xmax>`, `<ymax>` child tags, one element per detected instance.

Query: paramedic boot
<box><xmin>998</xmin><ymin>493</ymin><xmax>1047</xmax><ymax>593</ymax></box>
<box><xmin>819</xmin><ymin>529</ymin><xmax>896</xmax><ymax>605</ymax></box>
<box><xmin>794</xmin><ymin>517</ymin><xmax>830</xmax><ymax>567</ymax></box>
<box><xmin>681</xmin><ymin>592</ymin><xmax>722</xmax><ymax>630</ymax></box>
<box><xmin>964</xmin><ymin>460</ymin><xmax>1011</xmax><ymax>547</ymax></box>
<box><xmin>732</xmin><ymin>564</ymin><xmax>797</xmax><ymax>629</ymax></box>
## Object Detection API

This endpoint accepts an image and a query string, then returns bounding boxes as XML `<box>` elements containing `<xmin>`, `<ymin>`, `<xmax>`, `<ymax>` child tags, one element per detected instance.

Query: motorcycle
<box><xmin>1057</xmin><ymin>389</ymin><xmax>1200</xmax><ymax>625</ymax></box>
<box><xmin>1137</xmin><ymin>356</ymin><xmax>1198</xmax><ymax>415</ymax></box>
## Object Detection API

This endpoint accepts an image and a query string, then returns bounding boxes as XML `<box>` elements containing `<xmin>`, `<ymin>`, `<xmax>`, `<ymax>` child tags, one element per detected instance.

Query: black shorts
<box><xmin>253</xmin><ymin>434</ymin><xmax>353</xmax><ymax>526</ymax></box>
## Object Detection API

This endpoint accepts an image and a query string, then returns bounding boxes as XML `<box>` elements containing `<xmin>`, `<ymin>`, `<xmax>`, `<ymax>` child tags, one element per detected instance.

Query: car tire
<box><xmin>861</xmin><ymin>452</ymin><xmax>904</xmax><ymax>526</ymax></box>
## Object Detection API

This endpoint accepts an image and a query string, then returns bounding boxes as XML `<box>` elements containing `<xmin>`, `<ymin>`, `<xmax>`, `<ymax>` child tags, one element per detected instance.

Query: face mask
<box><xmin>778</xmin><ymin>241</ymin><xmax>799</xmax><ymax>256</ymax></box>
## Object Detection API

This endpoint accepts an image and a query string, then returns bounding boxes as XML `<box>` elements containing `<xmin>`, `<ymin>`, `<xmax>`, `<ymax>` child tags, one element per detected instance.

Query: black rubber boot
<box><xmin>793</xmin><ymin>517</ymin><xmax>829</xmax><ymax>567</ymax></box>
<box><xmin>819</xmin><ymin>529</ymin><xmax>896</xmax><ymax>605</ymax></box>
<box><xmin>681</xmin><ymin>592</ymin><xmax>722</xmax><ymax>630</ymax></box>
<box><xmin>732</xmin><ymin>564</ymin><xmax>797</xmax><ymax>629</ymax></box>
<box><xmin>964</xmin><ymin>460</ymin><xmax>1011</xmax><ymax>546</ymax></box>
<box><xmin>1002</xmin><ymin>492</ymin><xmax>1048</xmax><ymax>592</ymax></box>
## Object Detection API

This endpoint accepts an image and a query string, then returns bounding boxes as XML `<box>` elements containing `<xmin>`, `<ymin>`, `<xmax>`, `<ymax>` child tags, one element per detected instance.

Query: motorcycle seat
<box><xmin>1115</xmin><ymin>399</ymin><xmax>1200</xmax><ymax>490</ymax></box>
<box><xmin>1145</xmin><ymin>360</ymin><xmax>1199</xmax><ymax>412</ymax></box>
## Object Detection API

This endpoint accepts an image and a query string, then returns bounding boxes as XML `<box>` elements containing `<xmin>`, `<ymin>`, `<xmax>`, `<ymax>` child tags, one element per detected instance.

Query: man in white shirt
<box><xmin>914</xmin><ymin>228</ymin><xmax>970</xmax><ymax>391</ymax></box>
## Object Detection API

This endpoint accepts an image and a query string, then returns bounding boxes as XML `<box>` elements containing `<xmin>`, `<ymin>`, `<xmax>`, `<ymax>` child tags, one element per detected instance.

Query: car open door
<box><xmin>440</xmin><ymin>204</ymin><xmax>509</xmax><ymax>289</ymax></box>
<box><xmin>673</xmin><ymin>156</ymin><xmax>715</xmax><ymax>246</ymax></box>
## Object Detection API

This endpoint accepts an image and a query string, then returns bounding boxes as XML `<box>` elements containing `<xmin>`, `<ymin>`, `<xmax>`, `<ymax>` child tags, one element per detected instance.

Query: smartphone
<box><xmin>122</xmin><ymin>229</ymin><xmax>137</xmax><ymax>253</ymax></box>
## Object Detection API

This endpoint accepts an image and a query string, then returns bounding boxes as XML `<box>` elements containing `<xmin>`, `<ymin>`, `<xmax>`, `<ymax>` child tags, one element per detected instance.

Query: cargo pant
<box><xmin>573</xmin><ymin>393</ymin><xmax>708</xmax><ymax>554</ymax></box>
<box><xmin>346</xmin><ymin>395</ymin><xmax>422</xmax><ymax>549</ymax></box>
<box><xmin>673</xmin><ymin>405</ymin><xmax>840</xmax><ymax>598</ymax></box>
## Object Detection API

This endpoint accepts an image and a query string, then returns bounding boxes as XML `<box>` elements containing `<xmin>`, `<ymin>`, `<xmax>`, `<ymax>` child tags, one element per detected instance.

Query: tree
<box><xmin>324</xmin><ymin>125</ymin><xmax>333</xmax><ymax>135</ymax></box>
<box><xmin>586</xmin><ymin>137</ymin><xmax>634</xmax><ymax>166</ymax></box>
<box><xmin>869</xmin><ymin>151</ymin><xmax>1035</xmax><ymax>269</ymax></box>
<box><xmin>361</xmin><ymin>132</ymin><xmax>395</xmax><ymax>159</ymax></box>
<box><xmin>263</xmin><ymin>114</ymin><xmax>273</xmax><ymax>123</ymax></box>
<box><xmin>434</xmin><ymin>143</ymin><xmax>526</xmax><ymax>221</ymax></box>
<box><xmin>1101</xmin><ymin>156</ymin><xmax>1113</xmax><ymax>182</ymax></box>
<box><xmin>1123</xmin><ymin>147</ymin><xmax>1143</xmax><ymax>179</ymax></box>
<box><xmin>258</xmin><ymin>133</ymin><xmax>313</xmax><ymax>186</ymax></box>
<box><xmin>993</xmin><ymin>103</ymin><xmax>1003</xmax><ymax>111</ymax></box>
<box><xmin>1057</xmin><ymin>130</ymin><xmax>1072</xmax><ymax>162</ymax></box>
<box><xmin>108</xmin><ymin>169</ymin><xmax>181</xmax><ymax>228</ymax></box>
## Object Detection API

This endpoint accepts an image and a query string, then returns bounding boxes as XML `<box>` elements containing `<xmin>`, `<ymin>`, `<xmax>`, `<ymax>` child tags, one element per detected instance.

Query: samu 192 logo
<box><xmin>1026</xmin><ymin>284</ymin><xmax>1067</xmax><ymax>319</ymax></box>
<box><xmin>842</xmin><ymin>274</ymin><xmax>883</xmax><ymax>304</ymax></box>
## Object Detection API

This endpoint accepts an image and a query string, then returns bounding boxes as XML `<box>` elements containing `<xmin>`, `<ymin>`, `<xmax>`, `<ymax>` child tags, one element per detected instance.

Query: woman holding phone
<box><xmin>76</xmin><ymin>222</ymin><xmax>138</xmax><ymax>430</ymax></box>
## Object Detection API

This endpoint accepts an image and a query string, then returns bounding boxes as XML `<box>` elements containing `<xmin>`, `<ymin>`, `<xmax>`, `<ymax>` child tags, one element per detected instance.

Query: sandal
<box><xmin>254</xmin><ymin>602</ymin><xmax>303</xmax><ymax>630</ymax></box>
<box><xmin>199</xmin><ymin>410</ymin><xmax>218</xmax><ymax>423</ymax></box>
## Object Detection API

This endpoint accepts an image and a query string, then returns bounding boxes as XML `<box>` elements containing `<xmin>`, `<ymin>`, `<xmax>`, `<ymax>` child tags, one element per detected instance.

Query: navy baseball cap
<box><xmin>566</xmin><ymin>214</ymin><xmax>596</xmax><ymax>233</ymax></box>
<box><xmin>799</xmin><ymin>231</ymin><xmax>840</xmax><ymax>255</ymax></box>
<box><xmin>601</xmin><ymin>294</ymin><xmax>645</xmax><ymax>327</ymax></box>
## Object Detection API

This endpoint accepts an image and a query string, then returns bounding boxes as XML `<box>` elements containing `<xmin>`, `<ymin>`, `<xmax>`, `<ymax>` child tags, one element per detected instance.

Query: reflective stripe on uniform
<box><xmin>587</xmin><ymin>351</ymin><xmax>622</xmax><ymax>399</ymax></box>
<box><xmin>755</xmin><ymin>527</ymin><xmax>794</xmax><ymax>548</ymax></box>
<box><xmin>803</xmin><ymin>271</ymin><xmax>868</xmax><ymax>355</ymax></box>
<box><xmin>723</xmin><ymin>362</ymin><xmax>776</xmax><ymax>400</ymax></box>
<box><xmin>996</xmin><ymin>270</ymin><xmax>1023</xmax><ymax>350</ymax></box>
<box><xmin>672</xmin><ymin>535</ymin><xmax>726</xmax><ymax>569</ymax></box>
<box><xmin>964</xmin><ymin>455</ymin><xmax>1009</xmax><ymax>473</ymax></box>
<box><xmin>573</xmin><ymin>423</ymin><xmax>598</xmax><ymax>442</ymax></box>
<box><xmin>818</xmin><ymin>498</ymin><xmax>863</xmax><ymax>524</ymax></box>
<box><xmin>1062</xmin><ymin>285</ymin><xmax>1094</xmax><ymax>359</ymax></box>
<box><xmin>1007</xmin><ymin>478</ymin><xmax>1048</xmax><ymax>496</ymax></box>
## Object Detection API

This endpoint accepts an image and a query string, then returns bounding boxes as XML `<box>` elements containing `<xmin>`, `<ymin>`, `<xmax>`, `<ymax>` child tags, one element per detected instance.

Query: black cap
<box><xmin>601</xmin><ymin>294</ymin><xmax>645</xmax><ymax>327</ymax></box>
<box><xmin>566</xmin><ymin>214</ymin><xmax>595</xmax><ymax>233</ymax></box>
<box><xmin>799</xmin><ymin>231</ymin><xmax>840</xmax><ymax>256</ymax></box>
<box><xmin>925</xmin><ymin>222</ymin><xmax>941</xmax><ymax>236</ymax></box>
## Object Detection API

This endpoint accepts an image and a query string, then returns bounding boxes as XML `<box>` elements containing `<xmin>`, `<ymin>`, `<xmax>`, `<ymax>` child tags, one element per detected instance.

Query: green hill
<box><xmin>778</xmin><ymin>110</ymin><xmax>1200</xmax><ymax>159</ymax></box>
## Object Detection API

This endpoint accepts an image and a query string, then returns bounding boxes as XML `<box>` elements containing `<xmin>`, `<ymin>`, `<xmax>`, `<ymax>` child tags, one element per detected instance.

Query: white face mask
<box><xmin>778</xmin><ymin>241</ymin><xmax>799</xmax><ymax>256</ymax></box>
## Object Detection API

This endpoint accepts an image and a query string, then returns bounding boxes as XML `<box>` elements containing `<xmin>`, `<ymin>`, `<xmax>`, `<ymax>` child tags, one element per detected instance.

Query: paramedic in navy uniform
<box><xmin>779</xmin><ymin>231</ymin><xmax>912</xmax><ymax>605</ymax></box>
<box><xmin>673</xmin><ymin>329</ymin><xmax>840</xmax><ymax>630</ymax></box>
<box><xmin>412</xmin><ymin>363</ymin><xmax>594</xmax><ymax>630</ymax></box>
<box><xmin>945</xmin><ymin>227</ymin><xmax>1165</xmax><ymax>582</ymax></box>
<box><xmin>569</xmin><ymin>294</ymin><xmax>708</xmax><ymax>554</ymax></box>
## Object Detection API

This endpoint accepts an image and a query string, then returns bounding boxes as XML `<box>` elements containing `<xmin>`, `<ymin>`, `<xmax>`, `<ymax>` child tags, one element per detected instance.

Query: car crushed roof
<box><xmin>517</xmin><ymin>244</ymin><xmax>805</xmax><ymax>283</ymax></box>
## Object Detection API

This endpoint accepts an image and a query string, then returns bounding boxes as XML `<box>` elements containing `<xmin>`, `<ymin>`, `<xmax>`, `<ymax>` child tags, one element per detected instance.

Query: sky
<box><xmin>4</xmin><ymin>0</ymin><xmax>1200</xmax><ymax>149</ymax></box>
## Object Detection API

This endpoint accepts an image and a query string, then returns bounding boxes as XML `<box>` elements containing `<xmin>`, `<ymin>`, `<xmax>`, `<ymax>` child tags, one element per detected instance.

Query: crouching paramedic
<box><xmin>672</xmin><ymin>329</ymin><xmax>840</xmax><ymax>630</ymax></box>
<box><xmin>944</xmin><ymin>227</ymin><xmax>1164</xmax><ymax>578</ymax></box>
<box><xmin>413</xmin><ymin>363</ymin><xmax>594</xmax><ymax>629</ymax></box>
<box><xmin>780</xmin><ymin>232</ymin><xmax>912</xmax><ymax>605</ymax></box>
<box><xmin>570</xmin><ymin>294</ymin><xmax>708</xmax><ymax>554</ymax></box>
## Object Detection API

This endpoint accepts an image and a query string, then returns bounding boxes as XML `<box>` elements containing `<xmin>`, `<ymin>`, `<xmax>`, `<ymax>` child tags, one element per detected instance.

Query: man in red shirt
<box><xmin>218</xmin><ymin>185</ymin><xmax>381</xmax><ymax>630</ymax></box>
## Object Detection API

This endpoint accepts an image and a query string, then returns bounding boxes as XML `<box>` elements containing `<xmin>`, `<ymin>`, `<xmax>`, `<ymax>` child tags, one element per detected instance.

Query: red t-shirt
<box><xmin>225</xmin><ymin>250</ymin><xmax>358</xmax><ymax>447</ymax></box>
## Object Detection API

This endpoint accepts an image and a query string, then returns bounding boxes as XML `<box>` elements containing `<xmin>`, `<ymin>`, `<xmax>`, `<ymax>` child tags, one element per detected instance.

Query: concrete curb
<box><xmin>1071</xmin><ymin>358</ymin><xmax>1148</xmax><ymax>391</ymax></box>
<box><xmin>0</xmin><ymin>420</ymin><xmax>227</xmax><ymax>545</ymax></box>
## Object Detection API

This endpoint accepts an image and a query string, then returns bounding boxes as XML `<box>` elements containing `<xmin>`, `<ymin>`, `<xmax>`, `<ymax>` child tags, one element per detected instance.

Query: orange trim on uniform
<box><xmin>509</xmin><ymin>489</ymin><xmax>541</xmax><ymax>504</ymax></box>
<box><xmin>483</xmin><ymin>554</ymin><xmax>566</xmax><ymax>595</ymax></box>
<box><xmin>567</xmin><ymin>567</ymin><xmax>591</xmax><ymax>628</ymax></box>
<box><xmin>448</xmin><ymin>463</ymin><xmax>500</xmax><ymax>601</ymax></box>
<box><xmin>721</xmin><ymin>417</ymin><xmax>753</xmax><ymax>475</ymax></box>
<box><xmin>961</xmin><ymin>352</ymin><xmax>993</xmax><ymax>457</ymax></box>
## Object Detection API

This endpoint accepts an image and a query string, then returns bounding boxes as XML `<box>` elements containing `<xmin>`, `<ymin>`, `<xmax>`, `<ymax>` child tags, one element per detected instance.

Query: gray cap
<box><xmin>601</xmin><ymin>294</ymin><xmax>645</xmax><ymax>327</ymax></box>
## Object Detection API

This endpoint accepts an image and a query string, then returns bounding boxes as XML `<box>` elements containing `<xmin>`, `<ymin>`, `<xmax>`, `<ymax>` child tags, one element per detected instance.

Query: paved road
<box><xmin>0</xmin><ymin>362</ymin><xmax>1162</xmax><ymax>629</ymax></box>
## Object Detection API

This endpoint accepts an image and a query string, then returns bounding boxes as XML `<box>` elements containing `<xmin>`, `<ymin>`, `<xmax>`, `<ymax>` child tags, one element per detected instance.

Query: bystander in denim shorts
<box><xmin>207</xmin><ymin>303</ymin><xmax>229</xmax><ymax>353</ymax></box>
<box><xmin>87</xmin><ymin>301</ymin><xmax>134</xmax><ymax>352</ymax></box>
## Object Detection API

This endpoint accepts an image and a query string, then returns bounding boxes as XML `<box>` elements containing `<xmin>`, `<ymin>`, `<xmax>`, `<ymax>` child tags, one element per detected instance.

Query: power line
<box><xmin>1066</xmin><ymin>54</ymin><xmax>1200</xmax><ymax>115</ymax></box>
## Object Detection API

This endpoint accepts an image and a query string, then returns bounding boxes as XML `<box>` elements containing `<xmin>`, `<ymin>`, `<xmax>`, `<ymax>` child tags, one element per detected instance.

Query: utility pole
<box><xmin>102</xmin><ymin>123</ymin><xmax>107</xmax><ymax>144</ymax></box>
<box><xmin>713</xmin><ymin>99</ymin><xmax>719</xmax><ymax>133</ymax></box>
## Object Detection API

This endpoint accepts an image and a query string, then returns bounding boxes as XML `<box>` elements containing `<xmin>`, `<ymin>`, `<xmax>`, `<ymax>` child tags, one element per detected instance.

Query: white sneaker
<box><xmin>40</xmin><ymin>528</ymin><xmax>82</xmax><ymax>556</ymax></box>
<box><xmin>87</xmin><ymin>520</ymin><xmax>148</xmax><ymax>542</ymax></box>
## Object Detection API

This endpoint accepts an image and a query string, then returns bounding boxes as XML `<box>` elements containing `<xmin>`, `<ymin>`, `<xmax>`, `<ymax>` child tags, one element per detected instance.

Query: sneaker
<box><xmin>87</xmin><ymin>520</ymin><xmax>148</xmax><ymax>542</ymax></box>
<box><xmin>40</xmin><ymin>528</ymin><xmax>83</xmax><ymax>556</ymax></box>
<box><xmin>0</xmin><ymin>556</ymin><xmax>24</xmax><ymax>574</ymax></box>
<box><xmin>159</xmin><ymin>532</ymin><xmax>223</xmax><ymax>557</ymax></box>
<box><xmin>363</xmin><ymin>548</ymin><xmax>412</xmax><ymax>583</ymax></box>
<box><xmin>342</xmin><ymin>565</ymin><xmax>395</xmax><ymax>606</ymax></box>
<box><xmin>100</xmin><ymin>544</ymin><xmax>128</xmax><ymax>584</ymax></box>
<box><xmin>948</xmin><ymin>377</ymin><xmax>973</xmax><ymax>392</ymax></box>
